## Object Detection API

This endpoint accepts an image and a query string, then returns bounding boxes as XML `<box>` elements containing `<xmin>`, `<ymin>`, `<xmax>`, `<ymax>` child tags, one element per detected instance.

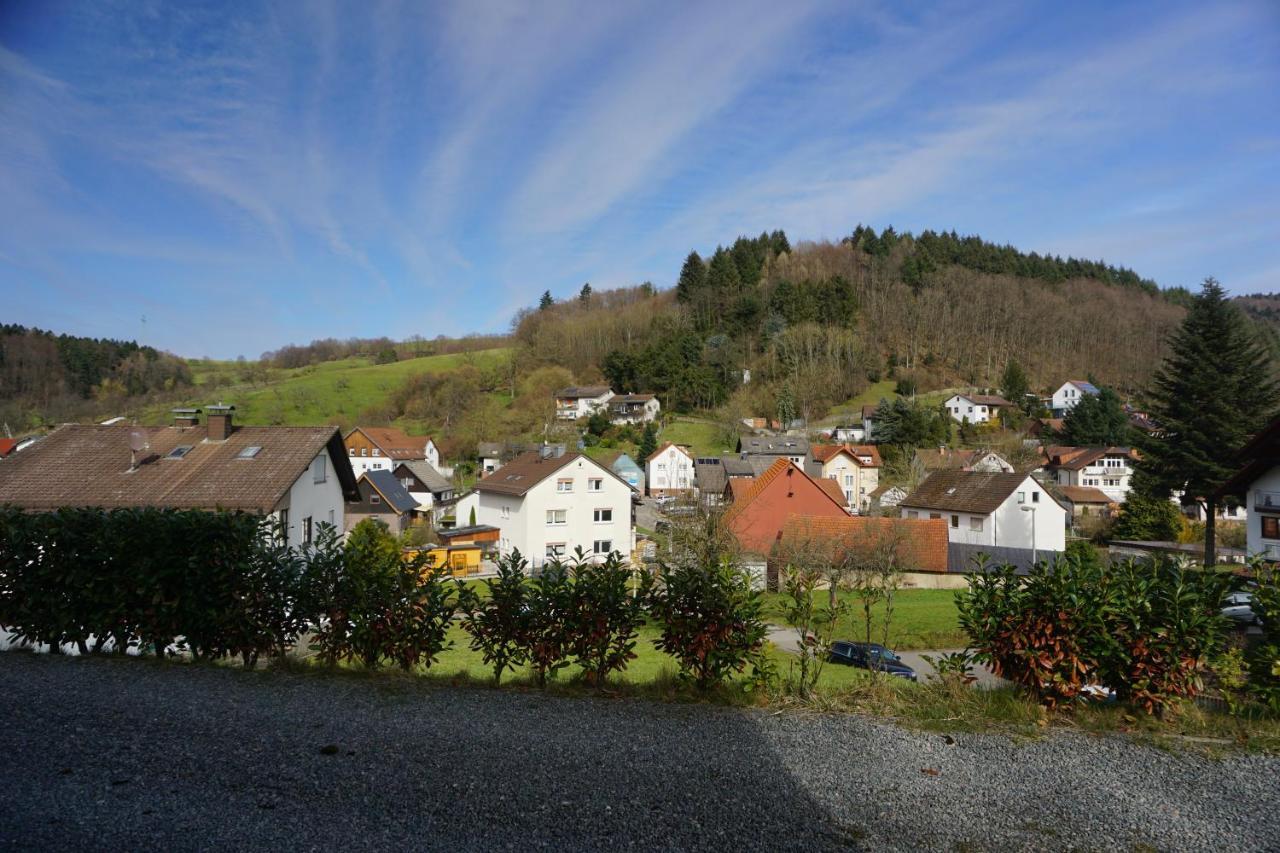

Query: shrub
<box><xmin>459</xmin><ymin>551</ymin><xmax>530</xmax><ymax>685</ymax></box>
<box><xmin>650</xmin><ymin>559</ymin><xmax>771</xmax><ymax>691</ymax></box>
<box><xmin>1249</xmin><ymin>562</ymin><xmax>1280</xmax><ymax>712</ymax></box>
<box><xmin>957</xmin><ymin>554</ymin><xmax>1229</xmax><ymax>713</ymax></box>
<box><xmin>523</xmin><ymin>562</ymin><xmax>574</xmax><ymax>687</ymax></box>
<box><xmin>565</xmin><ymin>550</ymin><xmax>647</xmax><ymax>688</ymax></box>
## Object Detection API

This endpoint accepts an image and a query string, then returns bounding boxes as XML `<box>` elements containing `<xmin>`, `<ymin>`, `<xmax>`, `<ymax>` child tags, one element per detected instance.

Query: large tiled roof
<box><xmin>900</xmin><ymin>469</ymin><xmax>1036</xmax><ymax>515</ymax></box>
<box><xmin>348</xmin><ymin>426</ymin><xmax>432</xmax><ymax>460</ymax></box>
<box><xmin>473</xmin><ymin>451</ymin><xmax>627</xmax><ymax>497</ymax></box>
<box><xmin>816</xmin><ymin>478</ymin><xmax>848</xmax><ymax>504</ymax></box>
<box><xmin>395</xmin><ymin>460</ymin><xmax>453</xmax><ymax>492</ymax></box>
<box><xmin>0</xmin><ymin>423</ymin><xmax>356</xmax><ymax>513</ymax></box>
<box><xmin>1058</xmin><ymin>486</ymin><xmax>1113</xmax><ymax>504</ymax></box>
<box><xmin>738</xmin><ymin>435</ymin><xmax>810</xmax><ymax>456</ymax></box>
<box><xmin>1041</xmin><ymin>446</ymin><xmax>1136</xmax><ymax>471</ymax></box>
<box><xmin>780</xmin><ymin>515</ymin><xmax>949</xmax><ymax>573</ymax></box>
<box><xmin>812</xmin><ymin>443</ymin><xmax>882</xmax><ymax>466</ymax></box>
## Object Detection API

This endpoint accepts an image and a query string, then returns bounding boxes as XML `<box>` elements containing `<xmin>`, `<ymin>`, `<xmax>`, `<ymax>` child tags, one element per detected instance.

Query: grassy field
<box><xmin>660</xmin><ymin>416</ymin><xmax>732</xmax><ymax>455</ymax></box>
<box><xmin>823</xmin><ymin>380</ymin><xmax>898</xmax><ymax>423</ymax></box>
<box><xmin>761</xmin><ymin>588</ymin><xmax>965</xmax><ymax>651</ymax></box>
<box><xmin>144</xmin><ymin>349</ymin><xmax>511</xmax><ymax>427</ymax></box>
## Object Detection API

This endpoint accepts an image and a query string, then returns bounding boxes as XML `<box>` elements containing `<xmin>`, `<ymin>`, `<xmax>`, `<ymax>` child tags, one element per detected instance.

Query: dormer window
<box><xmin>239</xmin><ymin>446</ymin><xmax>262</xmax><ymax>459</ymax></box>
<box><xmin>167</xmin><ymin>445</ymin><xmax>193</xmax><ymax>459</ymax></box>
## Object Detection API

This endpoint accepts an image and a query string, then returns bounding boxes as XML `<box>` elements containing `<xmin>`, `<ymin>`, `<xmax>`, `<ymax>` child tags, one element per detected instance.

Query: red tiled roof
<box><xmin>812</xmin><ymin>443</ymin><xmax>883</xmax><ymax>467</ymax></box>
<box><xmin>645</xmin><ymin>441</ymin><xmax>692</xmax><ymax>464</ymax></box>
<box><xmin>347</xmin><ymin>426</ymin><xmax>433</xmax><ymax>460</ymax></box>
<box><xmin>779</xmin><ymin>515</ymin><xmax>949</xmax><ymax>573</ymax></box>
<box><xmin>817</xmin><ymin>478</ymin><xmax>848</xmax><ymax>504</ymax></box>
<box><xmin>721</xmin><ymin>459</ymin><xmax>850</xmax><ymax>556</ymax></box>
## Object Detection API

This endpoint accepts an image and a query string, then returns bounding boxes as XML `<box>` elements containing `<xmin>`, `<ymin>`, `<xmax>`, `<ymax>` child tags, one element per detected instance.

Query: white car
<box><xmin>1221</xmin><ymin>591</ymin><xmax>1262</xmax><ymax>626</ymax></box>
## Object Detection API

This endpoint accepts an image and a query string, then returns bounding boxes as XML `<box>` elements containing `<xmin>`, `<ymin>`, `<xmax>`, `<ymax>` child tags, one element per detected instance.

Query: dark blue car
<box><xmin>828</xmin><ymin>641</ymin><xmax>918</xmax><ymax>681</ymax></box>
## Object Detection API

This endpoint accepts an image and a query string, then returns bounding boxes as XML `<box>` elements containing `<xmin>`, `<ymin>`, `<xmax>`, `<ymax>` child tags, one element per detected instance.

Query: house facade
<box><xmin>943</xmin><ymin>393</ymin><xmax>1011</xmax><ymax>425</ymax></box>
<box><xmin>1217</xmin><ymin>417</ymin><xmax>1280</xmax><ymax>560</ymax></box>
<box><xmin>1041</xmin><ymin>446</ymin><xmax>1137</xmax><ymax>503</ymax></box>
<box><xmin>900</xmin><ymin>469</ymin><xmax>1066</xmax><ymax>553</ymax></box>
<box><xmin>1050</xmin><ymin>380</ymin><xmax>1099</xmax><ymax>416</ymax></box>
<box><xmin>554</xmin><ymin>386</ymin><xmax>614</xmax><ymax>420</ymax></box>
<box><xmin>345</xmin><ymin>470</ymin><xmax>418</xmax><ymax>536</ymax></box>
<box><xmin>914</xmin><ymin>448</ymin><xmax>1014</xmax><ymax>474</ymax></box>
<box><xmin>608</xmin><ymin>394</ymin><xmax>660</xmax><ymax>424</ymax></box>
<box><xmin>646</xmin><ymin>442</ymin><xmax>695</xmax><ymax>497</ymax></box>
<box><xmin>0</xmin><ymin>409</ymin><xmax>358</xmax><ymax>550</ymax></box>
<box><xmin>392</xmin><ymin>460</ymin><xmax>456</xmax><ymax>513</ymax></box>
<box><xmin>811</xmin><ymin>444</ymin><xmax>881</xmax><ymax>512</ymax></box>
<box><xmin>722</xmin><ymin>459</ymin><xmax>851</xmax><ymax>558</ymax></box>
<box><xmin>609</xmin><ymin>452</ymin><xmax>644</xmax><ymax>492</ymax></box>
<box><xmin>737</xmin><ymin>435</ymin><xmax>812</xmax><ymax>469</ymax></box>
<box><xmin>469</xmin><ymin>451</ymin><xmax>633</xmax><ymax>566</ymax></box>
<box><xmin>344</xmin><ymin>426</ymin><xmax>441</xmax><ymax>477</ymax></box>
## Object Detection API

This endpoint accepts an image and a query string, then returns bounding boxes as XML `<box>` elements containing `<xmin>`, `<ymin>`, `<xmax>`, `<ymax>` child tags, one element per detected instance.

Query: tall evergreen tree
<box><xmin>1138</xmin><ymin>278</ymin><xmax>1278</xmax><ymax>564</ymax></box>
<box><xmin>706</xmin><ymin>248</ymin><xmax>742</xmax><ymax>295</ymax></box>
<box><xmin>539</xmin><ymin>290</ymin><xmax>554</xmax><ymax>311</ymax></box>
<box><xmin>1060</xmin><ymin>386</ymin><xmax>1130</xmax><ymax>446</ymax></box>
<box><xmin>638</xmin><ymin>422</ymin><xmax>658</xmax><ymax>461</ymax></box>
<box><xmin>1000</xmin><ymin>359</ymin><xmax>1032</xmax><ymax>414</ymax></box>
<box><xmin>579</xmin><ymin>282</ymin><xmax>593</xmax><ymax>305</ymax></box>
<box><xmin>674</xmin><ymin>252</ymin><xmax>706</xmax><ymax>304</ymax></box>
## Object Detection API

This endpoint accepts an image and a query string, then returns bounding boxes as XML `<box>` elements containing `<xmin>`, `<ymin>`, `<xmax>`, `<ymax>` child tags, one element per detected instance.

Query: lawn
<box><xmin>142</xmin><ymin>348</ymin><xmax>512</xmax><ymax>428</ymax></box>
<box><xmin>761</xmin><ymin>588</ymin><xmax>965</xmax><ymax>651</ymax></box>
<box><xmin>660</xmin><ymin>416</ymin><xmax>732</xmax><ymax>455</ymax></box>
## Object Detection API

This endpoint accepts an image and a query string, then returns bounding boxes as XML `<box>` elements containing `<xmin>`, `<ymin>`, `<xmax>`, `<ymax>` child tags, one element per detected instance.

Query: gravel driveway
<box><xmin>2</xmin><ymin>652</ymin><xmax>1276</xmax><ymax>852</ymax></box>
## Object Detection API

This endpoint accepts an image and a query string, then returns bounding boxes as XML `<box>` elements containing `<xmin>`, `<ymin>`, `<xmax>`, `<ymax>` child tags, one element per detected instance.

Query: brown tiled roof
<box><xmin>725</xmin><ymin>477</ymin><xmax>754</xmax><ymax>502</ymax></box>
<box><xmin>645</xmin><ymin>441</ymin><xmax>692</xmax><ymax>464</ymax></box>
<box><xmin>779</xmin><ymin>515</ymin><xmax>949</xmax><ymax>572</ymax></box>
<box><xmin>915</xmin><ymin>448</ymin><xmax>978</xmax><ymax>471</ymax></box>
<box><xmin>861</xmin><ymin>404</ymin><xmax>880</xmax><ymax>420</ymax></box>
<box><xmin>0</xmin><ymin>423</ymin><xmax>356</xmax><ymax>512</ymax></box>
<box><xmin>555</xmin><ymin>385</ymin><xmax>612</xmax><ymax>399</ymax></box>
<box><xmin>1059</xmin><ymin>486</ymin><xmax>1113</xmax><ymax>504</ymax></box>
<box><xmin>473</xmin><ymin>451</ymin><xmax>628</xmax><ymax>497</ymax></box>
<box><xmin>348</xmin><ymin>426</ymin><xmax>433</xmax><ymax>460</ymax></box>
<box><xmin>813</xmin><ymin>443</ymin><xmax>881</xmax><ymax>466</ymax></box>
<box><xmin>901</xmin><ymin>469</ymin><xmax>1055</xmax><ymax>515</ymax></box>
<box><xmin>721</xmin><ymin>459</ymin><xmax>847</xmax><ymax>528</ymax></box>
<box><xmin>816</xmin><ymin>478</ymin><xmax>848</xmax><ymax>504</ymax></box>
<box><xmin>1042</xmin><ymin>446</ymin><xmax>1136</xmax><ymax>471</ymax></box>
<box><xmin>953</xmin><ymin>393</ymin><xmax>1012</xmax><ymax>407</ymax></box>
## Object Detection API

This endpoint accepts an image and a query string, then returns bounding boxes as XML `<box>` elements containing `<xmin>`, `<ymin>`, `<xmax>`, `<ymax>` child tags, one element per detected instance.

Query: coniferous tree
<box><xmin>638</xmin><ymin>422</ymin><xmax>658</xmax><ymax>461</ymax></box>
<box><xmin>675</xmin><ymin>252</ymin><xmax>706</xmax><ymax>304</ymax></box>
<box><xmin>579</xmin><ymin>283</ymin><xmax>592</xmax><ymax>305</ymax></box>
<box><xmin>1137</xmin><ymin>278</ymin><xmax>1279</xmax><ymax>564</ymax></box>
<box><xmin>1000</xmin><ymin>359</ymin><xmax>1032</xmax><ymax>414</ymax></box>
<box><xmin>1060</xmin><ymin>386</ymin><xmax>1130</xmax><ymax>446</ymax></box>
<box><xmin>539</xmin><ymin>290</ymin><xmax>554</xmax><ymax>311</ymax></box>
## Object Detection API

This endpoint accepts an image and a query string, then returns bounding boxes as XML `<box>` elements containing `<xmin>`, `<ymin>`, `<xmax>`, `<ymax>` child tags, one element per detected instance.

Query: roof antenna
<box><xmin>128</xmin><ymin>429</ymin><xmax>149</xmax><ymax>472</ymax></box>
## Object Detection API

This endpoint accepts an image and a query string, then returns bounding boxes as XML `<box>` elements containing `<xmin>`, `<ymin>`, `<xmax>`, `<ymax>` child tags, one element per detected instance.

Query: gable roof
<box><xmin>646</xmin><ymin>441</ymin><xmax>693</xmax><ymax>464</ymax></box>
<box><xmin>361</xmin><ymin>469</ymin><xmax>420</xmax><ymax>513</ymax></box>
<box><xmin>950</xmin><ymin>393</ymin><xmax>1012</xmax><ymax>407</ymax></box>
<box><xmin>694</xmin><ymin>458</ymin><xmax>727</xmax><ymax>495</ymax></box>
<box><xmin>0</xmin><ymin>423</ymin><xmax>357</xmax><ymax>513</ymax></box>
<box><xmin>816</xmin><ymin>478</ymin><xmax>848</xmax><ymax>504</ymax></box>
<box><xmin>555</xmin><ymin>385</ymin><xmax>612</xmax><ymax>399</ymax></box>
<box><xmin>610</xmin><ymin>393</ymin><xmax>655</xmax><ymax>404</ymax></box>
<box><xmin>779</xmin><ymin>515</ymin><xmax>948</xmax><ymax>572</ymax></box>
<box><xmin>869</xmin><ymin>482</ymin><xmax>907</xmax><ymax>499</ymax></box>
<box><xmin>812</xmin><ymin>443</ymin><xmax>882</xmax><ymax>467</ymax></box>
<box><xmin>737</xmin><ymin>435</ymin><xmax>811</xmax><ymax>456</ymax></box>
<box><xmin>347</xmin><ymin>426</ymin><xmax>433</xmax><ymax>460</ymax></box>
<box><xmin>477</xmin><ymin>441</ymin><xmax>505</xmax><ymax>457</ymax></box>
<box><xmin>900</xmin><ymin>469</ymin><xmax>1061</xmax><ymax>515</ymax></box>
<box><xmin>1062</xmin><ymin>380</ymin><xmax>1100</xmax><ymax>395</ymax></box>
<box><xmin>473</xmin><ymin>451</ymin><xmax>626</xmax><ymax>497</ymax></box>
<box><xmin>394</xmin><ymin>460</ymin><xmax>453</xmax><ymax>493</ymax></box>
<box><xmin>1058</xmin><ymin>486</ymin><xmax>1113</xmax><ymax>505</ymax></box>
<box><xmin>721</xmin><ymin>459</ymin><xmax>850</xmax><ymax>555</ymax></box>
<box><xmin>1041</xmin><ymin>446</ymin><xmax>1136</xmax><ymax>471</ymax></box>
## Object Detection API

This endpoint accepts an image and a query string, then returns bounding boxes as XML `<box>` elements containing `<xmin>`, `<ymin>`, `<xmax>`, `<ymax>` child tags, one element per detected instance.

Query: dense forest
<box><xmin>0</xmin><ymin>325</ymin><xmax>192</xmax><ymax>429</ymax></box>
<box><xmin>514</xmin><ymin>226</ymin><xmax>1194</xmax><ymax>421</ymax></box>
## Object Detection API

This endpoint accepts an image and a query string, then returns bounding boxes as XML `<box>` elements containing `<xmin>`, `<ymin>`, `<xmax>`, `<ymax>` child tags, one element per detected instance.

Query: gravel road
<box><xmin>2</xmin><ymin>652</ymin><xmax>1277</xmax><ymax>852</ymax></box>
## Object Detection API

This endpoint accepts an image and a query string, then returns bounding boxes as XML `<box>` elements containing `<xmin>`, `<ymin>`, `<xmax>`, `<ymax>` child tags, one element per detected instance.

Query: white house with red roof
<box><xmin>646</xmin><ymin>441</ymin><xmax>695</xmax><ymax>498</ymax></box>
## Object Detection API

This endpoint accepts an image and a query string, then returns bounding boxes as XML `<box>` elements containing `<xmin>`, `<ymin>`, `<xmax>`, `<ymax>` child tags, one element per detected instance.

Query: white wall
<box><xmin>1246</xmin><ymin>464</ymin><xmax>1280</xmax><ymax>559</ymax></box>
<box><xmin>1055</xmin><ymin>452</ymin><xmax>1132</xmax><ymax>502</ymax></box>
<box><xmin>945</xmin><ymin>395</ymin><xmax>994</xmax><ymax>424</ymax></box>
<box><xmin>273</xmin><ymin>451</ymin><xmax>345</xmax><ymax>548</ymax></box>
<box><xmin>1051</xmin><ymin>382</ymin><xmax>1094</xmax><ymax>413</ymax></box>
<box><xmin>556</xmin><ymin>392</ymin><xmax>614</xmax><ymax>420</ymax></box>
<box><xmin>820</xmin><ymin>454</ymin><xmax>878</xmax><ymax>511</ymax></box>
<box><xmin>901</xmin><ymin>475</ymin><xmax>1065</xmax><ymax>552</ymax></box>
<box><xmin>647</xmin><ymin>445</ymin><xmax>694</xmax><ymax>494</ymax></box>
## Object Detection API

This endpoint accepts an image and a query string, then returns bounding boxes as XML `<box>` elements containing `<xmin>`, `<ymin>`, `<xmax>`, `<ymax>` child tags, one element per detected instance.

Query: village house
<box><xmin>1040</xmin><ymin>445</ymin><xmax>1138</xmax><ymax>503</ymax></box>
<box><xmin>1057</xmin><ymin>485</ymin><xmax>1115</xmax><ymax>518</ymax></box>
<box><xmin>811</xmin><ymin>443</ymin><xmax>881</xmax><ymax>512</ymax></box>
<box><xmin>646</xmin><ymin>441</ymin><xmax>695</xmax><ymax>498</ymax></box>
<box><xmin>344</xmin><ymin>426</ymin><xmax>443</xmax><ymax>477</ymax></box>
<box><xmin>1050</xmin><ymin>380</ymin><xmax>1099</xmax><ymax>416</ymax></box>
<box><xmin>861</xmin><ymin>405</ymin><xmax>881</xmax><ymax>441</ymax></box>
<box><xmin>459</xmin><ymin>449</ymin><xmax>634</xmax><ymax>566</ymax></box>
<box><xmin>778</xmin><ymin>514</ymin><xmax>950</xmax><ymax>588</ymax></box>
<box><xmin>346</xmin><ymin>469</ymin><xmax>419</xmax><ymax>536</ymax></box>
<box><xmin>830</xmin><ymin>424</ymin><xmax>866</xmax><ymax>443</ymax></box>
<box><xmin>601</xmin><ymin>450</ymin><xmax>644</xmax><ymax>492</ymax></box>
<box><xmin>899</xmin><ymin>469</ymin><xmax>1067</xmax><ymax>554</ymax></box>
<box><xmin>737</xmin><ymin>435</ymin><xmax>812</xmax><ymax>469</ymax></box>
<box><xmin>693</xmin><ymin>456</ymin><xmax>754</xmax><ymax>506</ymax></box>
<box><xmin>554</xmin><ymin>385</ymin><xmax>614</xmax><ymax>421</ymax></box>
<box><xmin>1216</xmin><ymin>415</ymin><xmax>1280</xmax><ymax>561</ymax></box>
<box><xmin>943</xmin><ymin>393</ymin><xmax>1012</xmax><ymax>425</ymax></box>
<box><xmin>0</xmin><ymin>407</ymin><xmax>358</xmax><ymax>549</ymax></box>
<box><xmin>914</xmin><ymin>447</ymin><xmax>1015</xmax><ymax>474</ymax></box>
<box><xmin>608</xmin><ymin>393</ymin><xmax>661</xmax><ymax>424</ymax></box>
<box><xmin>392</xmin><ymin>460</ymin><xmax>456</xmax><ymax>514</ymax></box>
<box><xmin>868</xmin><ymin>483</ymin><xmax>909</xmax><ymax>513</ymax></box>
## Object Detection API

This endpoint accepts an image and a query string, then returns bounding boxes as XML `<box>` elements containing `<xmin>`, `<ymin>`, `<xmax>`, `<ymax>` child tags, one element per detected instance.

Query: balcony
<box><xmin>1255</xmin><ymin>490</ymin><xmax>1280</xmax><ymax>511</ymax></box>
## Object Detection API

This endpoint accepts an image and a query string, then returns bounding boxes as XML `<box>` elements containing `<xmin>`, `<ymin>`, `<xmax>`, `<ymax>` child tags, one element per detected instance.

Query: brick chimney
<box><xmin>206</xmin><ymin>404</ymin><xmax>235</xmax><ymax>442</ymax></box>
<box><xmin>172</xmin><ymin>407</ymin><xmax>201</xmax><ymax>429</ymax></box>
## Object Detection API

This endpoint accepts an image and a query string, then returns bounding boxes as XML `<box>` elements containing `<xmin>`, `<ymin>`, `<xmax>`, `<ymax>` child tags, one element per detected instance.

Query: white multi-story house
<box><xmin>0</xmin><ymin>408</ymin><xmax>358</xmax><ymax>550</ymax></box>
<box><xmin>1041</xmin><ymin>446</ymin><xmax>1137</xmax><ymax>503</ymax></box>
<box><xmin>609</xmin><ymin>394</ymin><xmax>661</xmax><ymax>424</ymax></box>
<box><xmin>1050</xmin><ymin>380</ymin><xmax>1100</xmax><ymax>416</ymax></box>
<box><xmin>467</xmin><ymin>450</ymin><xmax>634</xmax><ymax>566</ymax></box>
<box><xmin>811</xmin><ymin>444</ymin><xmax>881</xmax><ymax>512</ymax></box>
<box><xmin>646</xmin><ymin>441</ymin><xmax>695</xmax><ymax>497</ymax></box>
<box><xmin>943</xmin><ymin>393</ymin><xmax>1012</xmax><ymax>425</ymax></box>
<box><xmin>554</xmin><ymin>386</ymin><xmax>614</xmax><ymax>420</ymax></box>
<box><xmin>344</xmin><ymin>426</ymin><xmax>443</xmax><ymax>477</ymax></box>
<box><xmin>900</xmin><ymin>469</ymin><xmax>1066</xmax><ymax>554</ymax></box>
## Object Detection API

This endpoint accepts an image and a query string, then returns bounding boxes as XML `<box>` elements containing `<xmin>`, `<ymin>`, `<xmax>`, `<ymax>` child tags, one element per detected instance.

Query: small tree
<box><xmin>539</xmin><ymin>290</ymin><xmax>554</xmax><ymax>311</ymax></box>
<box><xmin>566</xmin><ymin>550</ymin><xmax>647</xmax><ymax>688</ymax></box>
<box><xmin>638</xmin><ymin>422</ymin><xmax>658</xmax><ymax>461</ymax></box>
<box><xmin>1060</xmin><ymin>385</ymin><xmax>1130</xmax><ymax>446</ymax></box>
<box><xmin>1000</xmin><ymin>359</ymin><xmax>1032</xmax><ymax>415</ymax></box>
<box><xmin>459</xmin><ymin>551</ymin><xmax>530</xmax><ymax>685</ymax></box>
<box><xmin>579</xmin><ymin>282</ymin><xmax>593</xmax><ymax>305</ymax></box>
<box><xmin>524</xmin><ymin>561</ymin><xmax>574</xmax><ymax>687</ymax></box>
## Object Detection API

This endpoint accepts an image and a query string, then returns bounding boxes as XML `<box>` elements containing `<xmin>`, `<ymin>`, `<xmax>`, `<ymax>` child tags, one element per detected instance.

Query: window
<box><xmin>557</xmin><ymin>478</ymin><xmax>573</xmax><ymax>493</ymax></box>
<box><xmin>950</xmin><ymin>515</ymin><xmax>959</xmax><ymax>529</ymax></box>
<box><xmin>501</xmin><ymin>506</ymin><xmax>510</xmax><ymax>519</ymax></box>
<box><xmin>1031</xmin><ymin>491</ymin><xmax>1040</xmax><ymax>503</ymax></box>
<box><xmin>970</xmin><ymin>517</ymin><xmax>983</xmax><ymax>532</ymax></box>
<box><xmin>1263</xmin><ymin>516</ymin><xmax>1280</xmax><ymax>540</ymax></box>
<box><xmin>907</xmin><ymin>510</ymin><xmax>919</xmax><ymax>519</ymax></box>
<box><xmin>929</xmin><ymin>513</ymin><xmax>941</xmax><ymax>520</ymax></box>
<box><xmin>593</xmin><ymin>540</ymin><xmax>612</xmax><ymax>555</ymax></box>
<box><xmin>277</xmin><ymin>509</ymin><xmax>289</xmax><ymax>544</ymax></box>
<box><xmin>372</xmin><ymin>448</ymin><xmax>381</xmax><ymax>456</ymax></box>
<box><xmin>349</xmin><ymin>448</ymin><xmax>355</xmax><ymax>456</ymax></box>
<box><xmin>546</xmin><ymin>509</ymin><xmax>567</xmax><ymax>526</ymax></box>
<box><xmin>657</xmin><ymin>463</ymin><xmax>666</xmax><ymax>471</ymax></box>
<box><xmin>1017</xmin><ymin>491</ymin><xmax>1026</xmax><ymax>504</ymax></box>
<box><xmin>303</xmin><ymin>516</ymin><xmax>313</xmax><ymax>545</ymax></box>
<box><xmin>402</xmin><ymin>477</ymin><xmax>413</xmax><ymax>489</ymax></box>
<box><xmin>361</xmin><ymin>447</ymin><xmax>368</xmax><ymax>457</ymax></box>
<box><xmin>370</xmin><ymin>493</ymin><xmax>381</xmax><ymax>505</ymax></box>
<box><xmin>844</xmin><ymin>474</ymin><xmax>854</xmax><ymax>487</ymax></box>
<box><xmin>328</xmin><ymin>509</ymin><xmax>335</xmax><ymax>526</ymax></box>
<box><xmin>312</xmin><ymin>455</ymin><xmax>326</xmax><ymax>483</ymax></box>
<box><xmin>594</xmin><ymin>508</ymin><xmax>613</xmax><ymax>523</ymax></box>
<box><xmin>588</xmin><ymin>478</ymin><xmax>603</xmax><ymax>492</ymax></box>
<box><xmin>546</xmin><ymin>543</ymin><xmax>566</xmax><ymax>559</ymax></box>
<box><xmin>167</xmin><ymin>445</ymin><xmax>193</xmax><ymax>459</ymax></box>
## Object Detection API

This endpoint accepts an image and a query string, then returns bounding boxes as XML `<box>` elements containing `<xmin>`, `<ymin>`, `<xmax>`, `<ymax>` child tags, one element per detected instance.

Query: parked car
<box><xmin>1222</xmin><ymin>591</ymin><xmax>1263</xmax><ymax>626</ymax></box>
<box><xmin>827</xmin><ymin>641</ymin><xmax>917</xmax><ymax>681</ymax></box>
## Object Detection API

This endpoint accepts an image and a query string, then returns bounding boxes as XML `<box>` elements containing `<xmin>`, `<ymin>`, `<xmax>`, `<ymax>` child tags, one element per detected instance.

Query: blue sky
<box><xmin>2</xmin><ymin>1</ymin><xmax>1278</xmax><ymax>359</ymax></box>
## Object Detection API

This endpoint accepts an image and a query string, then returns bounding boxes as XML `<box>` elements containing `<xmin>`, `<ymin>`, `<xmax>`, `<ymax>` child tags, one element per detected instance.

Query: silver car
<box><xmin>1222</xmin><ymin>591</ymin><xmax>1262</xmax><ymax>626</ymax></box>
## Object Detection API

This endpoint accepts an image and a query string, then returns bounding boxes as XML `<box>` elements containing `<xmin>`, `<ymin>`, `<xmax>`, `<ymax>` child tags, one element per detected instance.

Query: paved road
<box><xmin>765</xmin><ymin>626</ymin><xmax>1005</xmax><ymax>688</ymax></box>
<box><xmin>3</xmin><ymin>652</ymin><xmax>1276</xmax><ymax>852</ymax></box>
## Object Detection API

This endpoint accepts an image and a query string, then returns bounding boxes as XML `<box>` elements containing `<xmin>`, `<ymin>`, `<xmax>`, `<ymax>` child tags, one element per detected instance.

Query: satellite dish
<box><xmin>129</xmin><ymin>429</ymin><xmax>149</xmax><ymax>452</ymax></box>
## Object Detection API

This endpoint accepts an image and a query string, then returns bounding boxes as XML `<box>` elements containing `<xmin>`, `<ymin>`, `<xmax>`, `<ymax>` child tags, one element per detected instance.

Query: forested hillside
<box><xmin>515</xmin><ymin>227</ymin><xmax>1192</xmax><ymax>423</ymax></box>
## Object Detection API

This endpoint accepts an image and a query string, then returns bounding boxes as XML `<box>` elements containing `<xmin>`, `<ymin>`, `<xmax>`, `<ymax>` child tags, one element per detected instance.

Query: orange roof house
<box><xmin>721</xmin><ymin>459</ymin><xmax>850</xmax><ymax>556</ymax></box>
<box><xmin>779</xmin><ymin>514</ymin><xmax>949</xmax><ymax>573</ymax></box>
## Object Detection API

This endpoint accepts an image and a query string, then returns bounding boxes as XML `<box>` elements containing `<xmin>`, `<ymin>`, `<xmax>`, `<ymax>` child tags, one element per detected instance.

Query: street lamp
<box><xmin>1020</xmin><ymin>505</ymin><xmax>1037</xmax><ymax>566</ymax></box>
